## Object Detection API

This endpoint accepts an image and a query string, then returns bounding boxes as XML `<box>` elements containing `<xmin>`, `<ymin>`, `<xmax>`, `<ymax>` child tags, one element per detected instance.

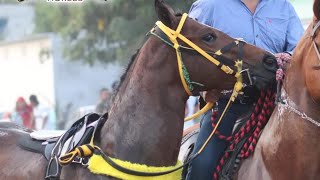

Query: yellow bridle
<box><xmin>155</xmin><ymin>13</ymin><xmax>242</xmax><ymax>95</ymax></box>
<box><xmin>151</xmin><ymin>13</ymin><xmax>244</xmax><ymax>121</ymax></box>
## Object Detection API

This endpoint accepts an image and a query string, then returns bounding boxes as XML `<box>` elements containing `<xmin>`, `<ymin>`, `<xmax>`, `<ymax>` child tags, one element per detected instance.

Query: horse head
<box><xmin>289</xmin><ymin>0</ymin><xmax>320</xmax><ymax>104</ymax></box>
<box><xmin>154</xmin><ymin>0</ymin><xmax>277</xmax><ymax>94</ymax></box>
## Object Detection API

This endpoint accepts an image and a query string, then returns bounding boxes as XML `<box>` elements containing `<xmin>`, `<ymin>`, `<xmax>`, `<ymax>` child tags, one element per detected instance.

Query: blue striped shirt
<box><xmin>189</xmin><ymin>0</ymin><xmax>304</xmax><ymax>54</ymax></box>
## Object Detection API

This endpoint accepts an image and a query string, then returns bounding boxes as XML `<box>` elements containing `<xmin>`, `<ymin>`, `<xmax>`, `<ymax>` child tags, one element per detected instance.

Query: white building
<box><xmin>0</xmin><ymin>33</ymin><xmax>122</xmax><ymax>129</ymax></box>
<box><xmin>0</xmin><ymin>4</ymin><xmax>122</xmax><ymax>129</ymax></box>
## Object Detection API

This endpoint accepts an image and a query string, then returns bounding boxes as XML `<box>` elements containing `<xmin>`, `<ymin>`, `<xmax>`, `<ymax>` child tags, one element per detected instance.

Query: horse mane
<box><xmin>109</xmin><ymin>49</ymin><xmax>140</xmax><ymax>104</ymax></box>
<box><xmin>175</xmin><ymin>12</ymin><xmax>183</xmax><ymax>16</ymax></box>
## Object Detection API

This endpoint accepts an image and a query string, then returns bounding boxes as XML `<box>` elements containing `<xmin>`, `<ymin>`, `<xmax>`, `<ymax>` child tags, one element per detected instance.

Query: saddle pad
<box><xmin>30</xmin><ymin>130</ymin><xmax>66</xmax><ymax>141</ymax></box>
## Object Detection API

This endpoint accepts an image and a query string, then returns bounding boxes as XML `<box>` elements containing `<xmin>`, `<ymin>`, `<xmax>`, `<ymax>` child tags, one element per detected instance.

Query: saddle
<box><xmin>18</xmin><ymin>113</ymin><xmax>108</xmax><ymax>180</ymax></box>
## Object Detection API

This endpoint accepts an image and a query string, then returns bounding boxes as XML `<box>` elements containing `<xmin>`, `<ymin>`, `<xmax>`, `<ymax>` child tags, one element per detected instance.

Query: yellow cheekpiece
<box><xmin>88</xmin><ymin>154</ymin><xmax>182</xmax><ymax>180</ymax></box>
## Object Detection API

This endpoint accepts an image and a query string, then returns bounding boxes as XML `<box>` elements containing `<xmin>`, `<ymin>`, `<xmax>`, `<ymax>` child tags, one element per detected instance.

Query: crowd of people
<box><xmin>7</xmin><ymin>95</ymin><xmax>50</xmax><ymax>130</ymax></box>
<box><xmin>1</xmin><ymin>85</ymin><xmax>114</xmax><ymax>131</ymax></box>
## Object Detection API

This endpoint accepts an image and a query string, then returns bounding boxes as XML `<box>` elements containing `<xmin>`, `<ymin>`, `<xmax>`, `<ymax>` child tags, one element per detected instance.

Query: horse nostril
<box><xmin>265</xmin><ymin>58</ymin><xmax>274</xmax><ymax>65</ymax></box>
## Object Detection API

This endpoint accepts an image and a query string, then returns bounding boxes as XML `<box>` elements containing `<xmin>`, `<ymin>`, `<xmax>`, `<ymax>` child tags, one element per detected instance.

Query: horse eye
<box><xmin>202</xmin><ymin>34</ymin><xmax>216</xmax><ymax>43</ymax></box>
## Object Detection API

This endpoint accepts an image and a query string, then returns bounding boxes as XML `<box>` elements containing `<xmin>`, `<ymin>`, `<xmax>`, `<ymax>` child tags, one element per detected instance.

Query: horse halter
<box><xmin>150</xmin><ymin>13</ymin><xmax>245</xmax><ymax>96</ymax></box>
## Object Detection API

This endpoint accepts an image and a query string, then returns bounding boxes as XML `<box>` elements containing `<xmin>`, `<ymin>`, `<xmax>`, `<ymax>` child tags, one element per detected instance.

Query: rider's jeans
<box><xmin>185</xmin><ymin>99</ymin><xmax>252</xmax><ymax>180</ymax></box>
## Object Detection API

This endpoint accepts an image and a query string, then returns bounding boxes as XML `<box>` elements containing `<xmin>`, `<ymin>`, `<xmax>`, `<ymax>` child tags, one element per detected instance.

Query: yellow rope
<box><xmin>184</xmin><ymin>102</ymin><xmax>214</xmax><ymax>122</ymax></box>
<box><xmin>195</xmin><ymin>98</ymin><xmax>233</xmax><ymax>155</ymax></box>
<box><xmin>195</xmin><ymin>61</ymin><xmax>243</xmax><ymax>155</ymax></box>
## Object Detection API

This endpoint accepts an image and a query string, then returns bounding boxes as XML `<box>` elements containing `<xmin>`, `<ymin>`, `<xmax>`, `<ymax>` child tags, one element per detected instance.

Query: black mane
<box><xmin>109</xmin><ymin>49</ymin><xmax>140</xmax><ymax>105</ymax></box>
<box><xmin>117</xmin><ymin>49</ymin><xmax>140</xmax><ymax>92</ymax></box>
<box><xmin>175</xmin><ymin>12</ymin><xmax>183</xmax><ymax>16</ymax></box>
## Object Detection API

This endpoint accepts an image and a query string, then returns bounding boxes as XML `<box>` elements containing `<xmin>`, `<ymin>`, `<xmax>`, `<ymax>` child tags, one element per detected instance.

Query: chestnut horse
<box><xmin>237</xmin><ymin>1</ymin><xmax>320</xmax><ymax>179</ymax></box>
<box><xmin>0</xmin><ymin>1</ymin><xmax>277</xmax><ymax>179</ymax></box>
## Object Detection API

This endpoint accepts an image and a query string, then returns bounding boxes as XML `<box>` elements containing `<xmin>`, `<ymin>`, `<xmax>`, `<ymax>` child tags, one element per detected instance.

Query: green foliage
<box><xmin>34</xmin><ymin>0</ymin><xmax>195</xmax><ymax>64</ymax></box>
<box><xmin>0</xmin><ymin>0</ymin><xmax>18</xmax><ymax>4</ymax></box>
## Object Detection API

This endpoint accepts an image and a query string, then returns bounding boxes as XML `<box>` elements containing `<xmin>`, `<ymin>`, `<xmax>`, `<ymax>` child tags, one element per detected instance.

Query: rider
<box><xmin>186</xmin><ymin>0</ymin><xmax>304</xmax><ymax>179</ymax></box>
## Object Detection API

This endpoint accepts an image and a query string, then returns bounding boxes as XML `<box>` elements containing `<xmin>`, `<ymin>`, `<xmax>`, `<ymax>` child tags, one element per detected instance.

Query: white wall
<box><xmin>0</xmin><ymin>34</ymin><xmax>55</xmax><ymax>111</ymax></box>
<box><xmin>0</xmin><ymin>34</ymin><xmax>123</xmax><ymax>129</ymax></box>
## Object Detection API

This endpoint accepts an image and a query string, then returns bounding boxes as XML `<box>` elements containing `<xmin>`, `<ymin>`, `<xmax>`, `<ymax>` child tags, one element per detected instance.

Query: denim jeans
<box><xmin>185</xmin><ymin>99</ymin><xmax>252</xmax><ymax>180</ymax></box>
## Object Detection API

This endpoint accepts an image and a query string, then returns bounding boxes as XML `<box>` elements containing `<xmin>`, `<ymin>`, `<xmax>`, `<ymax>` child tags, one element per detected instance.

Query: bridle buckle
<box><xmin>240</xmin><ymin>68</ymin><xmax>253</xmax><ymax>86</ymax></box>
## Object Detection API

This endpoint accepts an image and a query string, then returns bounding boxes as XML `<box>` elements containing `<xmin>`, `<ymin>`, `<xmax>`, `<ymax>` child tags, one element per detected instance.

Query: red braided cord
<box><xmin>212</xmin><ymin>89</ymin><xmax>276</xmax><ymax>180</ymax></box>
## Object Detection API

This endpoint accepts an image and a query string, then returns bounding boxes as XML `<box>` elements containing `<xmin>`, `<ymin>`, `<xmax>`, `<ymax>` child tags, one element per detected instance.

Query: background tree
<box><xmin>34</xmin><ymin>0</ymin><xmax>195</xmax><ymax>65</ymax></box>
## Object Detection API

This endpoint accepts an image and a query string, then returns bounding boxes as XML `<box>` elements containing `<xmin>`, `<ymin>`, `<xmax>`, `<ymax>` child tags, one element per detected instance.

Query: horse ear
<box><xmin>313</xmin><ymin>0</ymin><xmax>320</xmax><ymax>20</ymax></box>
<box><xmin>155</xmin><ymin>0</ymin><xmax>176</xmax><ymax>28</ymax></box>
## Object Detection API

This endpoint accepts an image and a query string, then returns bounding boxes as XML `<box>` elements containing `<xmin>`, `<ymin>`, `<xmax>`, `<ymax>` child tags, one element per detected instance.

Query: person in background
<box><xmin>11</xmin><ymin>97</ymin><xmax>34</xmax><ymax>129</ymax></box>
<box><xmin>29</xmin><ymin>95</ymin><xmax>49</xmax><ymax>130</ymax></box>
<box><xmin>95</xmin><ymin>88</ymin><xmax>110</xmax><ymax>114</ymax></box>
<box><xmin>185</xmin><ymin>0</ymin><xmax>304</xmax><ymax>179</ymax></box>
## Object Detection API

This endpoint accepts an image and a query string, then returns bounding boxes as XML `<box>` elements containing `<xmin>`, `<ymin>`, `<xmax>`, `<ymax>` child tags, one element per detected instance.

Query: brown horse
<box><xmin>237</xmin><ymin>1</ymin><xmax>320</xmax><ymax>179</ymax></box>
<box><xmin>0</xmin><ymin>0</ymin><xmax>277</xmax><ymax>179</ymax></box>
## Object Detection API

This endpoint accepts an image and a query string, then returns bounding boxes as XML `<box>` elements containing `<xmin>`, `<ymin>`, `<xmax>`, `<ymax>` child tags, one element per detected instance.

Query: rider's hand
<box><xmin>202</xmin><ymin>90</ymin><xmax>221</xmax><ymax>103</ymax></box>
<box><xmin>275</xmin><ymin>52</ymin><xmax>292</xmax><ymax>68</ymax></box>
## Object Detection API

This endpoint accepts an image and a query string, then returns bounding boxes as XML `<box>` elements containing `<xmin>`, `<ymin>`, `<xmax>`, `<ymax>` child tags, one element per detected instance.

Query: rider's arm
<box><xmin>202</xmin><ymin>90</ymin><xmax>221</xmax><ymax>104</ymax></box>
<box><xmin>188</xmin><ymin>0</ymin><xmax>215</xmax><ymax>26</ymax></box>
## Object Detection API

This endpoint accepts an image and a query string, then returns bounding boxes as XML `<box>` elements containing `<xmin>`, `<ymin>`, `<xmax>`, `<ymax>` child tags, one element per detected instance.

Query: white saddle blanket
<box><xmin>30</xmin><ymin>130</ymin><xmax>66</xmax><ymax>141</ymax></box>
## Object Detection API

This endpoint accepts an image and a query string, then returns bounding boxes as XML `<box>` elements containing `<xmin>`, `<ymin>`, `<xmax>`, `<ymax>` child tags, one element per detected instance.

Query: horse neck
<box><xmin>100</xmin><ymin>38</ymin><xmax>188</xmax><ymax>167</ymax></box>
